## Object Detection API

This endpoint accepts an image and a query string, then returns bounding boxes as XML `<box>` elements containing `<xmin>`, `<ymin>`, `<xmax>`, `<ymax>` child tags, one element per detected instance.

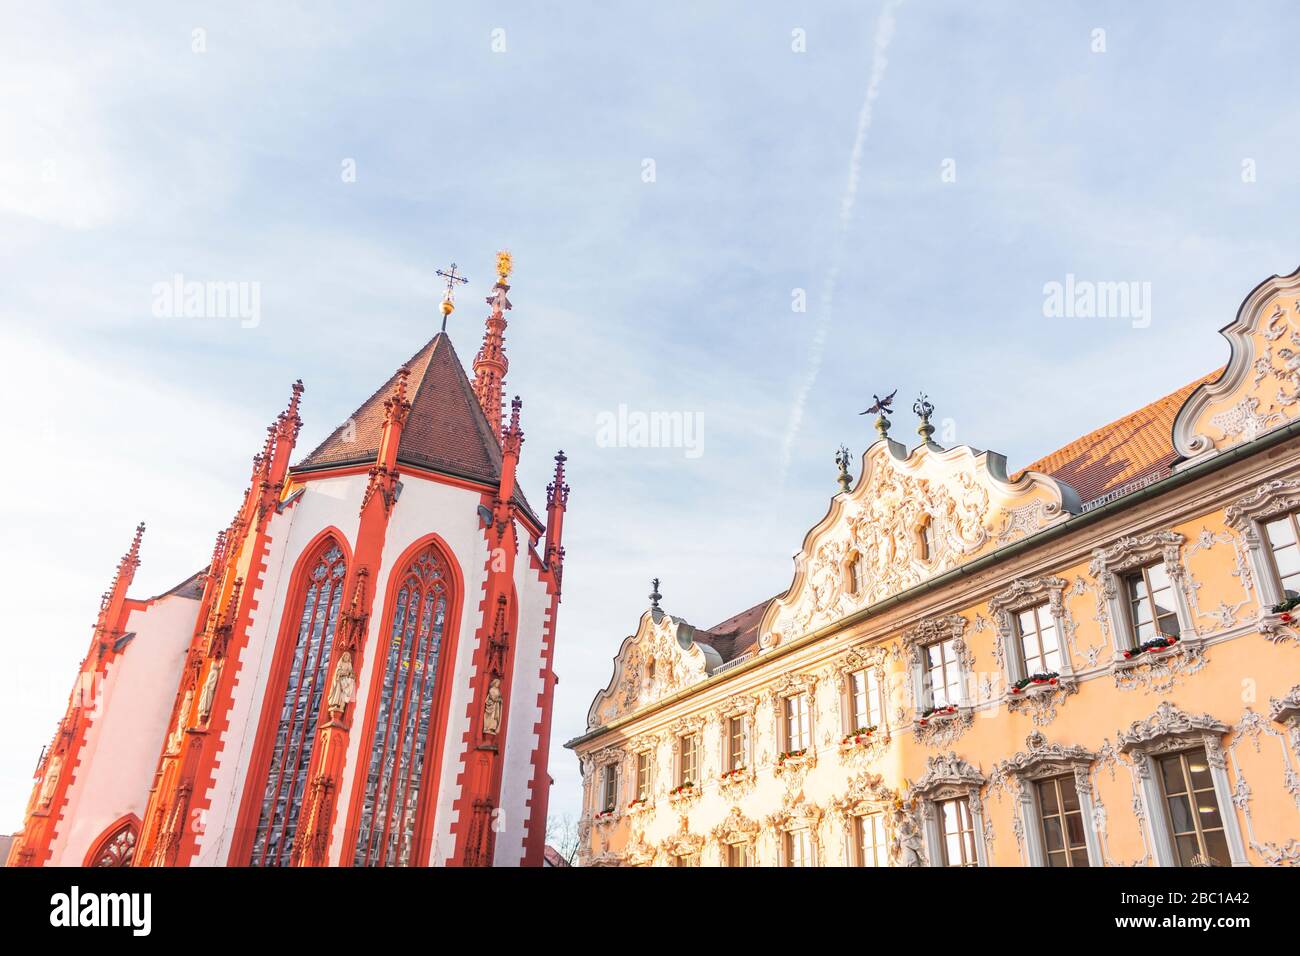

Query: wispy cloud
<box><xmin>779</xmin><ymin>0</ymin><xmax>903</xmax><ymax>485</ymax></box>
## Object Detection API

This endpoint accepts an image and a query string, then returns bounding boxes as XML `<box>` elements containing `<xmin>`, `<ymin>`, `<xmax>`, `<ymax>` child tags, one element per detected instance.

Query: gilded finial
<box><xmin>496</xmin><ymin>250</ymin><xmax>513</xmax><ymax>282</ymax></box>
<box><xmin>436</xmin><ymin>261</ymin><xmax>469</xmax><ymax>331</ymax></box>
<box><xmin>913</xmin><ymin>393</ymin><xmax>935</xmax><ymax>444</ymax></box>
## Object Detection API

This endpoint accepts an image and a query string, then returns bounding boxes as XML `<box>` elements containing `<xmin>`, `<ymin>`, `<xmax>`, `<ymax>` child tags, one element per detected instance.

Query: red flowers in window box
<box><xmin>1011</xmin><ymin>672</ymin><xmax>1060</xmax><ymax>693</ymax></box>
<box><xmin>918</xmin><ymin>705</ymin><xmax>958</xmax><ymax>724</ymax></box>
<box><xmin>1123</xmin><ymin>635</ymin><xmax>1180</xmax><ymax>659</ymax></box>
<box><xmin>720</xmin><ymin>767</ymin><xmax>748</xmax><ymax>781</ymax></box>
<box><xmin>841</xmin><ymin>726</ymin><xmax>878</xmax><ymax>745</ymax></box>
<box><xmin>669</xmin><ymin>782</ymin><xmax>696</xmax><ymax>797</ymax></box>
<box><xmin>626</xmin><ymin>797</ymin><xmax>649</xmax><ymax>809</ymax></box>
<box><xmin>776</xmin><ymin>749</ymin><xmax>808</xmax><ymax>766</ymax></box>
<box><xmin>595</xmin><ymin>809</ymin><xmax>615</xmax><ymax>820</ymax></box>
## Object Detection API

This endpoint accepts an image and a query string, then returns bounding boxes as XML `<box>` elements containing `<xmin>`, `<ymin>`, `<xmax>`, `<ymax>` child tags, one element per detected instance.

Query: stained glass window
<box><xmin>353</xmin><ymin>544</ymin><xmax>450</xmax><ymax>867</ymax></box>
<box><xmin>92</xmin><ymin>821</ymin><xmax>137</xmax><ymax>866</ymax></box>
<box><xmin>250</xmin><ymin>541</ymin><xmax>347</xmax><ymax>867</ymax></box>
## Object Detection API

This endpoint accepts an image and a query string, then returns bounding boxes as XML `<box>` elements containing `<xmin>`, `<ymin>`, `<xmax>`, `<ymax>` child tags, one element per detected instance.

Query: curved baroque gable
<box><xmin>760</xmin><ymin>439</ymin><xmax>1079</xmax><ymax>649</ymax></box>
<box><xmin>1173</xmin><ymin>265</ymin><xmax>1300</xmax><ymax>460</ymax></box>
<box><xmin>586</xmin><ymin>610</ymin><xmax>716</xmax><ymax>730</ymax></box>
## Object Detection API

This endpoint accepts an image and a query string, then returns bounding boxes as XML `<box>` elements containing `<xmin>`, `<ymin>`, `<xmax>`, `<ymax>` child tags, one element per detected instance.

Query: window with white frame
<box><xmin>1036</xmin><ymin>775</ymin><xmax>1089</xmax><ymax>867</ymax></box>
<box><xmin>925</xmin><ymin>639</ymin><xmax>963</xmax><ymax>709</ymax></box>
<box><xmin>1117</xmin><ymin>701</ymin><xmax>1247</xmax><ymax>867</ymax></box>
<box><xmin>855</xmin><ymin>813</ymin><xmax>889</xmax><ymax>867</ymax></box>
<box><xmin>849</xmin><ymin>668</ymin><xmax>883</xmax><ymax>731</ymax></box>
<box><xmin>1016</xmin><ymin>604</ymin><xmax>1062</xmax><ymax>675</ymax></box>
<box><xmin>939</xmin><ymin>797</ymin><xmax>977</xmax><ymax>866</ymax></box>
<box><xmin>785</xmin><ymin>829</ymin><xmax>812</xmax><ymax>867</ymax></box>
<box><xmin>1123</xmin><ymin>562</ymin><xmax>1182</xmax><ymax>646</ymax></box>
<box><xmin>599</xmin><ymin>764</ymin><xmax>617</xmax><ymax>812</ymax></box>
<box><xmin>635</xmin><ymin>751</ymin><xmax>651</xmax><ymax>801</ymax></box>
<box><xmin>784</xmin><ymin>693</ymin><xmax>810</xmax><ymax>752</ymax></box>
<box><xmin>1261</xmin><ymin>512</ymin><xmax>1300</xmax><ymax>601</ymax></box>
<box><xmin>727</xmin><ymin>716</ymin><xmax>747</xmax><ymax>771</ymax></box>
<box><xmin>1156</xmin><ymin>747</ymin><xmax>1231</xmax><ymax>866</ymax></box>
<box><xmin>679</xmin><ymin>733</ymin><xmax>699</xmax><ymax>787</ymax></box>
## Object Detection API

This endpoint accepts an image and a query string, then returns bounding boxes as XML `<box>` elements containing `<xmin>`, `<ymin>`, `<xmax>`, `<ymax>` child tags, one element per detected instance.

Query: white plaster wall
<box><xmin>326</xmin><ymin>475</ymin><xmax>489</xmax><ymax>866</ymax></box>
<box><xmin>196</xmin><ymin>473</ymin><xmax>365</xmax><ymax>865</ymax></box>
<box><xmin>492</xmin><ymin>554</ymin><xmax>551</xmax><ymax>866</ymax></box>
<box><xmin>49</xmin><ymin>593</ymin><xmax>198</xmax><ymax>865</ymax></box>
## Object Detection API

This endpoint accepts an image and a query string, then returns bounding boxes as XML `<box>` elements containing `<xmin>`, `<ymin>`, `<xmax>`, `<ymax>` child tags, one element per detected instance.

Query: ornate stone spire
<box><xmin>472</xmin><ymin>251</ymin><xmax>513</xmax><ymax>439</ymax></box>
<box><xmin>835</xmin><ymin>444</ymin><xmax>852</xmax><ymax>494</ymax></box>
<box><xmin>914</xmin><ymin>393</ymin><xmax>936</xmax><ymax>445</ymax></box>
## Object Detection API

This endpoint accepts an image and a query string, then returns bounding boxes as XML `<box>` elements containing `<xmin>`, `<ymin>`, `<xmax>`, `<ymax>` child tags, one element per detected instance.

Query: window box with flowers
<box><xmin>774</xmin><ymin>748</ymin><xmax>816</xmax><ymax>779</ymax></box>
<box><xmin>668</xmin><ymin>781</ymin><xmax>701</xmax><ymax>807</ymax></box>
<box><xmin>1116</xmin><ymin>634</ymin><xmax>1181</xmax><ymax>667</ymax></box>
<box><xmin>838</xmin><ymin>726</ymin><xmax>889</xmax><ymax>758</ymax></box>
<box><xmin>1258</xmin><ymin>597</ymin><xmax>1300</xmax><ymax>645</ymax></box>
<box><xmin>718</xmin><ymin>766</ymin><xmax>755</xmax><ymax>795</ymax></box>
<box><xmin>594</xmin><ymin>808</ymin><xmax>617</xmax><ymax>824</ymax></box>
<box><xmin>916</xmin><ymin>704</ymin><xmax>960</xmax><ymax>728</ymax></box>
<box><xmin>1008</xmin><ymin>672</ymin><xmax>1060</xmax><ymax>698</ymax></box>
<box><xmin>625</xmin><ymin>797</ymin><xmax>653</xmax><ymax>817</ymax></box>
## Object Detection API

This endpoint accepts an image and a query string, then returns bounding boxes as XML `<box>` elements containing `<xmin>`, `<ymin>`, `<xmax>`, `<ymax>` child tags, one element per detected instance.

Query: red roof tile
<box><xmin>1017</xmin><ymin>369</ymin><xmax>1222</xmax><ymax>505</ymax></box>
<box><xmin>295</xmin><ymin>333</ymin><xmax>538</xmax><ymax>519</ymax></box>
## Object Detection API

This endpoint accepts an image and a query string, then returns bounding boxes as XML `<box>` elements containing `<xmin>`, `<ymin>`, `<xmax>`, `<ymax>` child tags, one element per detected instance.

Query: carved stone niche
<box><xmin>902</xmin><ymin>615</ymin><xmax>974</xmax><ymax>743</ymax></box>
<box><xmin>906</xmin><ymin>752</ymin><xmax>989</xmax><ymax>867</ymax></box>
<box><xmin>1117</xmin><ymin>701</ymin><xmax>1249</xmax><ymax>867</ymax></box>
<box><xmin>994</xmin><ymin>732</ymin><xmax>1100</xmax><ymax>867</ymax></box>
<box><xmin>1090</xmin><ymin>531</ymin><xmax>1199</xmax><ymax>663</ymax></box>
<box><xmin>1226</xmin><ymin>476</ymin><xmax>1300</xmax><ymax>639</ymax></box>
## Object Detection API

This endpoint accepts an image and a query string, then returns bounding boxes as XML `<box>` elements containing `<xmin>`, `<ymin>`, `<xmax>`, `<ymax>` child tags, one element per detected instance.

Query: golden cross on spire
<box><xmin>436</xmin><ymin>262</ymin><xmax>469</xmax><ymax>331</ymax></box>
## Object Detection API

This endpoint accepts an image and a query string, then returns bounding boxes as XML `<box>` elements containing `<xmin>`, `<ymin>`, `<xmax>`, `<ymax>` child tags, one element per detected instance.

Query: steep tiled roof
<box><xmin>696</xmin><ymin>598</ymin><xmax>773</xmax><ymax>664</ymax></box>
<box><xmin>1017</xmin><ymin>369</ymin><xmax>1222</xmax><ymax>506</ymax></box>
<box><xmin>295</xmin><ymin>333</ymin><xmax>538</xmax><ymax>520</ymax></box>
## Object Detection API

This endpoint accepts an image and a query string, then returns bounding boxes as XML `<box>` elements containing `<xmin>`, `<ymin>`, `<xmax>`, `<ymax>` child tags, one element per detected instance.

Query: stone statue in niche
<box><xmin>39</xmin><ymin>754</ymin><xmax>63</xmax><ymax>807</ymax></box>
<box><xmin>198</xmin><ymin>661</ymin><xmax>221</xmax><ymax>724</ymax></box>
<box><xmin>327</xmin><ymin>651</ymin><xmax>356</xmax><ymax>713</ymax></box>
<box><xmin>896</xmin><ymin>816</ymin><xmax>925</xmax><ymax>867</ymax></box>
<box><xmin>168</xmin><ymin>690</ymin><xmax>193</xmax><ymax>754</ymax></box>
<box><xmin>483</xmin><ymin>677</ymin><xmax>503</xmax><ymax>735</ymax></box>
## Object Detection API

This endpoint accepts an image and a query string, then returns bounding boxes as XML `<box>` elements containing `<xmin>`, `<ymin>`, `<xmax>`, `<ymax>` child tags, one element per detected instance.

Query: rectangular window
<box><xmin>1157</xmin><ymin>748</ymin><xmax>1230</xmax><ymax>867</ymax></box>
<box><xmin>679</xmin><ymin>734</ymin><xmax>699</xmax><ymax>787</ymax></box>
<box><xmin>636</xmin><ymin>752</ymin><xmax>651</xmax><ymax>801</ymax></box>
<box><xmin>855</xmin><ymin>813</ymin><xmax>889</xmax><ymax>867</ymax></box>
<box><xmin>849</xmin><ymin>668</ymin><xmax>882</xmax><ymax>730</ymax></box>
<box><xmin>1036</xmin><ymin>775</ymin><xmax>1089</xmax><ymax>867</ymax></box>
<box><xmin>728</xmin><ymin>842</ymin><xmax>752</xmax><ymax>867</ymax></box>
<box><xmin>919</xmin><ymin>520</ymin><xmax>935</xmax><ymax>561</ymax></box>
<box><xmin>926</xmin><ymin>639</ymin><xmax>963</xmax><ymax>709</ymax></box>
<box><xmin>1263</xmin><ymin>513</ymin><xmax>1300</xmax><ymax>600</ymax></box>
<box><xmin>1016</xmin><ymin>604</ymin><xmax>1062</xmax><ymax>675</ymax></box>
<box><xmin>600</xmin><ymin>765</ymin><xmax>617</xmax><ymax>812</ymax></box>
<box><xmin>785</xmin><ymin>829</ymin><xmax>811</xmax><ymax>867</ymax></box>
<box><xmin>784</xmin><ymin>694</ymin><xmax>810</xmax><ymax>751</ymax></box>
<box><xmin>1124</xmin><ymin>563</ymin><xmax>1181</xmax><ymax>645</ymax></box>
<box><xmin>728</xmin><ymin>716</ymin><xmax>747</xmax><ymax>771</ymax></box>
<box><xmin>848</xmin><ymin>555</ymin><xmax>863</xmax><ymax>596</ymax></box>
<box><xmin>939</xmin><ymin>797</ymin><xmax>977</xmax><ymax>866</ymax></box>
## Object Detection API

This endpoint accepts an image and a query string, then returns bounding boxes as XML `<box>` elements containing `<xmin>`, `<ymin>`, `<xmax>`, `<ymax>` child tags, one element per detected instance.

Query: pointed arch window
<box><xmin>251</xmin><ymin>541</ymin><xmax>347</xmax><ymax>866</ymax></box>
<box><xmin>89</xmin><ymin>819</ymin><xmax>138</xmax><ymax>867</ymax></box>
<box><xmin>354</xmin><ymin>543</ymin><xmax>452</xmax><ymax>867</ymax></box>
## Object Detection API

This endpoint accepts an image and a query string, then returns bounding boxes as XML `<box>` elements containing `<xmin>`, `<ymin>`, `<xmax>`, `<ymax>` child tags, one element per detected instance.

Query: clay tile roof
<box><xmin>697</xmin><ymin>597</ymin><xmax>774</xmax><ymax>663</ymax></box>
<box><xmin>1016</xmin><ymin>369</ymin><xmax>1223</xmax><ymax>506</ymax></box>
<box><xmin>295</xmin><ymin>332</ymin><xmax>538</xmax><ymax>521</ymax></box>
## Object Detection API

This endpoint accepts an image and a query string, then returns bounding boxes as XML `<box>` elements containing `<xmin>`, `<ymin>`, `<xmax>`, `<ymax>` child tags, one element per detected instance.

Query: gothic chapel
<box><xmin>7</xmin><ymin>252</ymin><xmax>570</xmax><ymax>867</ymax></box>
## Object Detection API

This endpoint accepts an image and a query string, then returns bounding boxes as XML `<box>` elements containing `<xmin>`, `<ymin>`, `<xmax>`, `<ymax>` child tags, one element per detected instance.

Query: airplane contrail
<box><xmin>778</xmin><ymin>0</ymin><xmax>903</xmax><ymax>486</ymax></box>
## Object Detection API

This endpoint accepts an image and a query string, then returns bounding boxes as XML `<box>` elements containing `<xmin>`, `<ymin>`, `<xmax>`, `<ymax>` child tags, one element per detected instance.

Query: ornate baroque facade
<box><xmin>9</xmin><ymin>253</ymin><xmax>570</xmax><ymax>867</ymax></box>
<box><xmin>568</xmin><ymin>266</ymin><xmax>1300</xmax><ymax>867</ymax></box>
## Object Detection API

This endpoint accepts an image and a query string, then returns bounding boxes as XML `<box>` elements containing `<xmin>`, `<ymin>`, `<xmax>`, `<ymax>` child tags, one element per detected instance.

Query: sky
<box><xmin>2</xmin><ymin>1</ymin><xmax>1300</xmax><ymax>839</ymax></box>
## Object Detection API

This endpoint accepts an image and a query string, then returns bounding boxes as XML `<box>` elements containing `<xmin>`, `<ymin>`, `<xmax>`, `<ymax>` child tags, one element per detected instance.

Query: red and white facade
<box><xmin>7</xmin><ymin>254</ymin><xmax>569</xmax><ymax>867</ymax></box>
